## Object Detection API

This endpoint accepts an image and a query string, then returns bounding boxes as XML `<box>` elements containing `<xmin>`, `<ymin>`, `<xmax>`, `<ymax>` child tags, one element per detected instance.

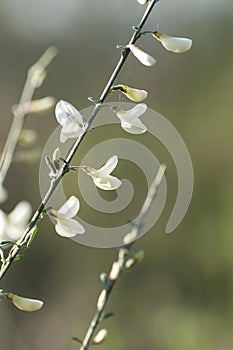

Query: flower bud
<box><xmin>153</xmin><ymin>32</ymin><xmax>192</xmax><ymax>53</ymax></box>
<box><xmin>7</xmin><ymin>293</ymin><xmax>44</xmax><ymax>312</ymax></box>
<box><xmin>97</xmin><ymin>290</ymin><xmax>107</xmax><ymax>311</ymax></box>
<box><xmin>123</xmin><ymin>230</ymin><xmax>137</xmax><ymax>245</ymax></box>
<box><xmin>128</xmin><ymin>44</ymin><xmax>156</xmax><ymax>66</ymax></box>
<box><xmin>113</xmin><ymin>85</ymin><xmax>148</xmax><ymax>102</ymax></box>
<box><xmin>109</xmin><ymin>261</ymin><xmax>121</xmax><ymax>281</ymax></box>
<box><xmin>93</xmin><ymin>329</ymin><xmax>108</xmax><ymax>344</ymax></box>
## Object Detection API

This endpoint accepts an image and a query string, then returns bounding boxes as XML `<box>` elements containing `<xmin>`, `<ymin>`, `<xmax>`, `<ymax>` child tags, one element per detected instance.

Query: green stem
<box><xmin>0</xmin><ymin>0</ymin><xmax>159</xmax><ymax>282</ymax></box>
<box><xmin>0</xmin><ymin>47</ymin><xmax>57</xmax><ymax>187</ymax></box>
<box><xmin>79</xmin><ymin>164</ymin><xmax>166</xmax><ymax>350</ymax></box>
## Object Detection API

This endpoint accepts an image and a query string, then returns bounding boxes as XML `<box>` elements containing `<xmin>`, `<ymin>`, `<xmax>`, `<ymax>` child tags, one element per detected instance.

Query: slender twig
<box><xmin>0</xmin><ymin>0</ymin><xmax>159</xmax><ymax>282</ymax></box>
<box><xmin>78</xmin><ymin>164</ymin><xmax>166</xmax><ymax>350</ymax></box>
<box><xmin>0</xmin><ymin>46</ymin><xmax>57</xmax><ymax>186</ymax></box>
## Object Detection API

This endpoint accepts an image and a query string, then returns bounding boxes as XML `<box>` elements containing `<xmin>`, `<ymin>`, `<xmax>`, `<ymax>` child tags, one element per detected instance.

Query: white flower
<box><xmin>137</xmin><ymin>0</ymin><xmax>148</xmax><ymax>4</ymax></box>
<box><xmin>0</xmin><ymin>201</ymin><xmax>32</xmax><ymax>243</ymax></box>
<box><xmin>50</xmin><ymin>196</ymin><xmax>85</xmax><ymax>238</ymax></box>
<box><xmin>81</xmin><ymin>156</ymin><xmax>122</xmax><ymax>191</ymax></box>
<box><xmin>0</xmin><ymin>185</ymin><xmax>8</xmax><ymax>203</ymax></box>
<box><xmin>113</xmin><ymin>84</ymin><xmax>148</xmax><ymax>102</ymax></box>
<box><xmin>127</xmin><ymin>44</ymin><xmax>156</xmax><ymax>66</ymax></box>
<box><xmin>153</xmin><ymin>32</ymin><xmax>192</xmax><ymax>53</ymax></box>
<box><xmin>8</xmin><ymin>293</ymin><xmax>44</xmax><ymax>312</ymax></box>
<box><xmin>55</xmin><ymin>100</ymin><xmax>87</xmax><ymax>143</ymax></box>
<box><xmin>113</xmin><ymin>103</ymin><xmax>147</xmax><ymax>134</ymax></box>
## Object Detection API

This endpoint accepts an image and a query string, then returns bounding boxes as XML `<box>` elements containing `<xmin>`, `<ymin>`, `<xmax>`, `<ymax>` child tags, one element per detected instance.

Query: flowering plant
<box><xmin>0</xmin><ymin>0</ymin><xmax>192</xmax><ymax>348</ymax></box>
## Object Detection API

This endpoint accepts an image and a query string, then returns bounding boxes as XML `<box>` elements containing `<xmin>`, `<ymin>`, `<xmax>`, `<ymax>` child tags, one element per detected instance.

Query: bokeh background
<box><xmin>0</xmin><ymin>0</ymin><xmax>233</xmax><ymax>349</ymax></box>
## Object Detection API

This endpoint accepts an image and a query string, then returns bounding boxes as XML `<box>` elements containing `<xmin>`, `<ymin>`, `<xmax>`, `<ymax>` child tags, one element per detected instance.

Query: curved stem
<box><xmin>0</xmin><ymin>0</ymin><xmax>159</xmax><ymax>282</ymax></box>
<box><xmin>79</xmin><ymin>164</ymin><xmax>166</xmax><ymax>350</ymax></box>
<box><xmin>0</xmin><ymin>47</ymin><xmax>57</xmax><ymax>187</ymax></box>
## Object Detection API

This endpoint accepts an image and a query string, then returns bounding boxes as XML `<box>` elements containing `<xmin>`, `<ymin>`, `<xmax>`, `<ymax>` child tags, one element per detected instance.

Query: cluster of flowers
<box><xmin>0</xmin><ymin>25</ymin><xmax>192</xmax><ymax>244</ymax></box>
<box><xmin>48</xmin><ymin>28</ymin><xmax>192</xmax><ymax>238</ymax></box>
<box><xmin>0</xmin><ymin>0</ymin><xmax>193</xmax><ymax>314</ymax></box>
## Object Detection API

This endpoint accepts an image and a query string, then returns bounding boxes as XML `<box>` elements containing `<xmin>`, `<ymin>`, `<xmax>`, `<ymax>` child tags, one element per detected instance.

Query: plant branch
<box><xmin>0</xmin><ymin>46</ymin><xmax>57</xmax><ymax>187</ymax></box>
<box><xmin>78</xmin><ymin>164</ymin><xmax>166</xmax><ymax>350</ymax></box>
<box><xmin>0</xmin><ymin>0</ymin><xmax>159</xmax><ymax>282</ymax></box>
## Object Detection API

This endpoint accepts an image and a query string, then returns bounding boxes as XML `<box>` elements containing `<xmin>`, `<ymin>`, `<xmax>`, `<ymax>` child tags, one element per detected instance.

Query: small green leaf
<box><xmin>100</xmin><ymin>312</ymin><xmax>114</xmax><ymax>321</ymax></box>
<box><xmin>14</xmin><ymin>255</ymin><xmax>23</xmax><ymax>262</ymax></box>
<box><xmin>133</xmin><ymin>250</ymin><xmax>145</xmax><ymax>263</ymax></box>
<box><xmin>72</xmin><ymin>337</ymin><xmax>83</xmax><ymax>344</ymax></box>
<box><xmin>27</xmin><ymin>226</ymin><xmax>38</xmax><ymax>248</ymax></box>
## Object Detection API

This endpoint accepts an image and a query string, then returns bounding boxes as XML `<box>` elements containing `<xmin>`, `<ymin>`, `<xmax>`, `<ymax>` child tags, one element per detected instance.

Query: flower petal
<box><xmin>61</xmin><ymin>122</ymin><xmax>84</xmax><ymax>141</ymax></box>
<box><xmin>122</xmin><ymin>86</ymin><xmax>148</xmax><ymax>102</ymax></box>
<box><xmin>116</xmin><ymin>104</ymin><xmax>147</xmax><ymax>122</ymax></box>
<box><xmin>8</xmin><ymin>201</ymin><xmax>32</xmax><ymax>226</ymax></box>
<box><xmin>57</xmin><ymin>196</ymin><xmax>80</xmax><ymax>219</ymax></box>
<box><xmin>128</xmin><ymin>44</ymin><xmax>156</xmax><ymax>66</ymax></box>
<box><xmin>11</xmin><ymin>294</ymin><xmax>44</xmax><ymax>312</ymax></box>
<box><xmin>154</xmin><ymin>32</ymin><xmax>192</xmax><ymax>53</ymax></box>
<box><xmin>55</xmin><ymin>100</ymin><xmax>84</xmax><ymax>126</ymax></box>
<box><xmin>5</xmin><ymin>223</ymin><xmax>25</xmax><ymax>241</ymax></box>
<box><xmin>55</xmin><ymin>218</ymin><xmax>85</xmax><ymax>237</ymax></box>
<box><xmin>96</xmin><ymin>156</ymin><xmax>118</xmax><ymax>176</ymax></box>
<box><xmin>120</xmin><ymin>119</ymin><xmax>147</xmax><ymax>134</ymax></box>
<box><xmin>60</xmin><ymin>131</ymin><xmax>68</xmax><ymax>143</ymax></box>
<box><xmin>93</xmin><ymin>175</ymin><xmax>122</xmax><ymax>191</ymax></box>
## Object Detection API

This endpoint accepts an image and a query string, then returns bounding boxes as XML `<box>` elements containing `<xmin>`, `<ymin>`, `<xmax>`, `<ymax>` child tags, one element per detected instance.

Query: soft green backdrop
<box><xmin>0</xmin><ymin>0</ymin><xmax>233</xmax><ymax>349</ymax></box>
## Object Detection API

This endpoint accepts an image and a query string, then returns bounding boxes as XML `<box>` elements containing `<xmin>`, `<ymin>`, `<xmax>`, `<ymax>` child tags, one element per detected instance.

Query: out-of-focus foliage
<box><xmin>0</xmin><ymin>1</ymin><xmax>233</xmax><ymax>349</ymax></box>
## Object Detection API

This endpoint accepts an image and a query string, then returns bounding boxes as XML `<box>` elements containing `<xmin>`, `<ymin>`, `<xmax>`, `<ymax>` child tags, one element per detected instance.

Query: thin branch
<box><xmin>78</xmin><ymin>164</ymin><xmax>166</xmax><ymax>350</ymax></box>
<box><xmin>0</xmin><ymin>46</ymin><xmax>57</xmax><ymax>186</ymax></box>
<box><xmin>0</xmin><ymin>0</ymin><xmax>159</xmax><ymax>282</ymax></box>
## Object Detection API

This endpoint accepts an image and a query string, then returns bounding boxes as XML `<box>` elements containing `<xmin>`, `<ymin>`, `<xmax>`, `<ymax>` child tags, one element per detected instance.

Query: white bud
<box><xmin>125</xmin><ymin>258</ymin><xmax>135</xmax><ymax>269</ymax></box>
<box><xmin>9</xmin><ymin>294</ymin><xmax>44</xmax><ymax>312</ymax></box>
<box><xmin>93</xmin><ymin>329</ymin><xmax>108</xmax><ymax>344</ymax></box>
<box><xmin>97</xmin><ymin>290</ymin><xmax>107</xmax><ymax>311</ymax></box>
<box><xmin>128</xmin><ymin>44</ymin><xmax>156</xmax><ymax>66</ymax></box>
<box><xmin>117</xmin><ymin>85</ymin><xmax>148</xmax><ymax>102</ymax></box>
<box><xmin>153</xmin><ymin>32</ymin><xmax>192</xmax><ymax>53</ymax></box>
<box><xmin>109</xmin><ymin>261</ymin><xmax>121</xmax><ymax>281</ymax></box>
<box><xmin>123</xmin><ymin>230</ymin><xmax>137</xmax><ymax>245</ymax></box>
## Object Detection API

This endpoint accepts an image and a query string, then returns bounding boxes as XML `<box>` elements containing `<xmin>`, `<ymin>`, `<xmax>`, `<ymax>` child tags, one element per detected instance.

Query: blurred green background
<box><xmin>1</xmin><ymin>0</ymin><xmax>233</xmax><ymax>349</ymax></box>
